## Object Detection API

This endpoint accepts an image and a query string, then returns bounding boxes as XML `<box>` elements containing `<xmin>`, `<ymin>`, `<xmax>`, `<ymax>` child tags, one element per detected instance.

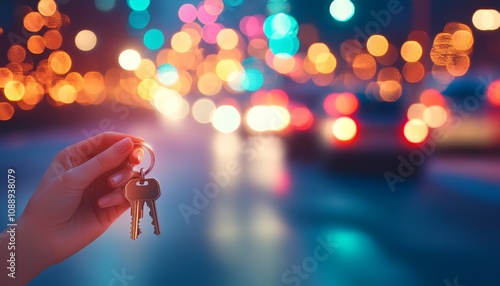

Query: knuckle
<box><xmin>95</xmin><ymin>152</ymin><xmax>109</xmax><ymax>168</ymax></box>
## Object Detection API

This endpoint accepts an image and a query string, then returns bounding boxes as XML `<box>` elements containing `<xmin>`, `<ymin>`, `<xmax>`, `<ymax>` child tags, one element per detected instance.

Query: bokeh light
<box><xmin>144</xmin><ymin>29</ymin><xmax>165</xmax><ymax>50</ymax></box>
<box><xmin>129</xmin><ymin>10</ymin><xmax>150</xmax><ymax>29</ymax></box>
<box><xmin>487</xmin><ymin>80</ymin><xmax>500</xmax><ymax>106</ymax></box>
<box><xmin>0</xmin><ymin>102</ymin><xmax>15</xmax><ymax>121</ymax></box>
<box><xmin>27</xmin><ymin>35</ymin><xmax>46</xmax><ymax>54</ymax></box>
<box><xmin>403</xmin><ymin>62</ymin><xmax>425</xmax><ymax>83</ymax></box>
<box><xmin>95</xmin><ymin>0</ymin><xmax>116</xmax><ymax>12</ymax></box>
<box><xmin>153</xmin><ymin>87</ymin><xmax>189</xmax><ymax>120</ymax></box>
<box><xmin>423</xmin><ymin>105</ymin><xmax>448</xmax><ymax>128</ymax></box>
<box><xmin>157</xmin><ymin>64</ymin><xmax>179</xmax><ymax>86</ymax></box>
<box><xmin>217</xmin><ymin>28</ymin><xmax>238</xmax><ymax>50</ymax></box>
<box><xmin>38</xmin><ymin>0</ymin><xmax>57</xmax><ymax>17</ymax></box>
<box><xmin>290</xmin><ymin>105</ymin><xmax>314</xmax><ymax>131</ymax></box>
<box><xmin>8</xmin><ymin>45</ymin><xmax>26</xmax><ymax>64</ymax></box>
<box><xmin>324</xmin><ymin>92</ymin><xmax>358</xmax><ymax>116</ymax></box>
<box><xmin>43</xmin><ymin>29</ymin><xmax>63</xmax><ymax>50</ymax></box>
<box><xmin>198</xmin><ymin>73</ymin><xmax>222</xmax><ymax>95</ymax></box>
<box><xmin>352</xmin><ymin>54</ymin><xmax>377</xmax><ymax>80</ymax></box>
<box><xmin>241</xmin><ymin>68</ymin><xmax>264</xmax><ymax>91</ymax></box>
<box><xmin>367</xmin><ymin>35</ymin><xmax>388</xmax><ymax>57</ymax></box>
<box><xmin>128</xmin><ymin>0</ymin><xmax>150</xmax><ymax>11</ymax></box>
<box><xmin>0</xmin><ymin>68</ymin><xmax>13</xmax><ymax>88</ymax></box>
<box><xmin>472</xmin><ymin>9</ymin><xmax>500</xmax><ymax>31</ymax></box>
<box><xmin>212</xmin><ymin>105</ymin><xmax>241</xmax><ymax>133</ymax></box>
<box><xmin>75</xmin><ymin>30</ymin><xmax>97</xmax><ymax>51</ymax></box>
<box><xmin>192</xmin><ymin>98</ymin><xmax>216</xmax><ymax>124</ymax></box>
<box><xmin>179</xmin><ymin>4</ymin><xmax>197</xmax><ymax>23</ymax></box>
<box><xmin>171</xmin><ymin>31</ymin><xmax>192</xmax><ymax>53</ymax></box>
<box><xmin>48</xmin><ymin>50</ymin><xmax>72</xmax><ymax>74</ymax></box>
<box><xmin>407</xmin><ymin>103</ymin><xmax>426</xmax><ymax>120</ymax></box>
<box><xmin>119</xmin><ymin>49</ymin><xmax>141</xmax><ymax>71</ymax></box>
<box><xmin>404</xmin><ymin>119</ymin><xmax>428</xmax><ymax>143</ymax></box>
<box><xmin>401</xmin><ymin>41</ymin><xmax>422</xmax><ymax>62</ymax></box>
<box><xmin>197</xmin><ymin>4</ymin><xmax>218</xmax><ymax>25</ymax></box>
<box><xmin>246</xmin><ymin>105</ymin><xmax>290</xmax><ymax>132</ymax></box>
<box><xmin>24</xmin><ymin>12</ymin><xmax>44</xmax><ymax>32</ymax></box>
<box><xmin>332</xmin><ymin>117</ymin><xmax>357</xmax><ymax>141</ymax></box>
<box><xmin>4</xmin><ymin>81</ymin><xmax>25</xmax><ymax>101</ymax></box>
<box><xmin>451</xmin><ymin>30</ymin><xmax>474</xmax><ymax>51</ymax></box>
<box><xmin>329</xmin><ymin>0</ymin><xmax>355</xmax><ymax>22</ymax></box>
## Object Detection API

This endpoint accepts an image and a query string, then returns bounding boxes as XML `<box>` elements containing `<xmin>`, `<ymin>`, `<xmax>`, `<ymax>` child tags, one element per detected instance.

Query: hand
<box><xmin>1</xmin><ymin>132</ymin><xmax>144</xmax><ymax>285</ymax></box>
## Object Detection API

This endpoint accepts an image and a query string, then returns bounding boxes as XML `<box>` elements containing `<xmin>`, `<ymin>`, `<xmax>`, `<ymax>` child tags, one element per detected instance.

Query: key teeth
<box><xmin>130</xmin><ymin>218</ymin><xmax>142</xmax><ymax>240</ymax></box>
<box><xmin>148</xmin><ymin>207</ymin><xmax>160</xmax><ymax>235</ymax></box>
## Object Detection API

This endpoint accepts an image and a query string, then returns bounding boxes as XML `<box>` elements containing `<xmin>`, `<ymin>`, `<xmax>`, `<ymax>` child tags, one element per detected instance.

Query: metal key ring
<box><xmin>127</xmin><ymin>142</ymin><xmax>155</xmax><ymax>176</ymax></box>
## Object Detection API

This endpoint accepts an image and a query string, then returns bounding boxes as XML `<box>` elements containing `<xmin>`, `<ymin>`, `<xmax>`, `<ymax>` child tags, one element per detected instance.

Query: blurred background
<box><xmin>1</xmin><ymin>0</ymin><xmax>500</xmax><ymax>285</ymax></box>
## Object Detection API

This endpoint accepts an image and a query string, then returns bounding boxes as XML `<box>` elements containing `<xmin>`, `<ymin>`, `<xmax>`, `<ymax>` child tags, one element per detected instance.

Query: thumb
<box><xmin>64</xmin><ymin>137</ymin><xmax>134</xmax><ymax>187</ymax></box>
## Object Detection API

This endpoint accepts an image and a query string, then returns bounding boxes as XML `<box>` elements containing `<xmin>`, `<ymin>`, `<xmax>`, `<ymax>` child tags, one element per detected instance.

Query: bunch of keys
<box><xmin>125</xmin><ymin>142</ymin><xmax>161</xmax><ymax>240</ymax></box>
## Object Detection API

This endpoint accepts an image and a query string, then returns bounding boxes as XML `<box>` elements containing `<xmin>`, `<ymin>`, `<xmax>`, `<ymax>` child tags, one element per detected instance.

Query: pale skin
<box><xmin>0</xmin><ymin>132</ymin><xmax>145</xmax><ymax>285</ymax></box>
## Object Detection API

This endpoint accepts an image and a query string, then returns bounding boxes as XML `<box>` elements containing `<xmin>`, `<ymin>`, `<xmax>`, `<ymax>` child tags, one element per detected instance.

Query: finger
<box><xmin>64</xmin><ymin>137</ymin><xmax>134</xmax><ymax>187</ymax></box>
<box><xmin>129</xmin><ymin>147</ymin><xmax>144</xmax><ymax>166</ymax></box>
<box><xmin>107</xmin><ymin>167</ymin><xmax>135</xmax><ymax>188</ymax></box>
<box><xmin>55</xmin><ymin>132</ymin><xmax>143</xmax><ymax>167</ymax></box>
<box><xmin>98</xmin><ymin>188</ymin><xmax>128</xmax><ymax>208</ymax></box>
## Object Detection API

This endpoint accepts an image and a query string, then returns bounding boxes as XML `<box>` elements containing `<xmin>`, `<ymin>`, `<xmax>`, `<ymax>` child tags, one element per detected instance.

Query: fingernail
<box><xmin>98</xmin><ymin>195</ymin><xmax>111</xmax><ymax>207</ymax></box>
<box><xmin>110</xmin><ymin>173</ymin><xmax>123</xmax><ymax>185</ymax></box>
<box><xmin>115</xmin><ymin>138</ymin><xmax>132</xmax><ymax>153</ymax></box>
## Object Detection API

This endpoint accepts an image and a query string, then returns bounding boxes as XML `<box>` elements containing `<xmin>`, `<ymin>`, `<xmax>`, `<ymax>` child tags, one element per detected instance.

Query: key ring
<box><xmin>127</xmin><ymin>142</ymin><xmax>155</xmax><ymax>179</ymax></box>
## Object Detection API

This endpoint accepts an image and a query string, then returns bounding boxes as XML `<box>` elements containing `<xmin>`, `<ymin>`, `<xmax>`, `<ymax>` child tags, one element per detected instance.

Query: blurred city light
<box><xmin>332</xmin><ymin>117</ymin><xmax>357</xmax><ymax>141</ymax></box>
<box><xmin>329</xmin><ymin>0</ymin><xmax>355</xmax><ymax>22</ymax></box>
<box><xmin>119</xmin><ymin>49</ymin><xmax>141</xmax><ymax>71</ymax></box>
<box><xmin>472</xmin><ymin>9</ymin><xmax>500</xmax><ymax>31</ymax></box>
<box><xmin>212</xmin><ymin>105</ymin><xmax>241</xmax><ymax>133</ymax></box>
<box><xmin>75</xmin><ymin>30</ymin><xmax>97</xmax><ymax>51</ymax></box>
<box><xmin>404</xmin><ymin>119</ymin><xmax>429</xmax><ymax>144</ymax></box>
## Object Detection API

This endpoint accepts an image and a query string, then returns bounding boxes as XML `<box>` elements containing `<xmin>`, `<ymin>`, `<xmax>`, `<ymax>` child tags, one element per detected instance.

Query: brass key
<box><xmin>124</xmin><ymin>142</ymin><xmax>161</xmax><ymax>240</ymax></box>
<box><xmin>125</xmin><ymin>178</ymin><xmax>161</xmax><ymax>240</ymax></box>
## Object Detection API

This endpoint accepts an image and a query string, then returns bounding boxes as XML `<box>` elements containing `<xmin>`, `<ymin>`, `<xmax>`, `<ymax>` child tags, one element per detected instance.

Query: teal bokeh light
<box><xmin>95</xmin><ymin>0</ymin><xmax>116</xmax><ymax>11</ymax></box>
<box><xmin>269</xmin><ymin>35</ymin><xmax>299</xmax><ymax>56</ymax></box>
<box><xmin>127</xmin><ymin>0</ymin><xmax>150</xmax><ymax>11</ymax></box>
<box><xmin>264</xmin><ymin>13</ymin><xmax>298</xmax><ymax>40</ymax></box>
<box><xmin>267</xmin><ymin>0</ymin><xmax>290</xmax><ymax>14</ymax></box>
<box><xmin>242</xmin><ymin>57</ymin><xmax>264</xmax><ymax>71</ymax></box>
<box><xmin>242</xmin><ymin>68</ymin><xmax>264</xmax><ymax>91</ymax></box>
<box><xmin>129</xmin><ymin>10</ymin><xmax>150</xmax><ymax>29</ymax></box>
<box><xmin>329</xmin><ymin>0</ymin><xmax>355</xmax><ymax>22</ymax></box>
<box><xmin>157</xmin><ymin>64</ymin><xmax>179</xmax><ymax>86</ymax></box>
<box><xmin>224</xmin><ymin>0</ymin><xmax>244</xmax><ymax>7</ymax></box>
<box><xmin>143</xmin><ymin>29</ymin><xmax>164</xmax><ymax>50</ymax></box>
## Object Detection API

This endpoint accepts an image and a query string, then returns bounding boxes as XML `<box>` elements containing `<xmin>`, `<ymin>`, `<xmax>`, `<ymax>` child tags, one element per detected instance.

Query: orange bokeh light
<box><xmin>420</xmin><ymin>89</ymin><xmax>446</xmax><ymax>107</ymax></box>
<box><xmin>7</xmin><ymin>45</ymin><xmax>26</xmax><ymax>64</ymax></box>
<box><xmin>24</xmin><ymin>12</ymin><xmax>45</xmax><ymax>32</ymax></box>
<box><xmin>0</xmin><ymin>102</ymin><xmax>15</xmax><ymax>121</ymax></box>
<box><xmin>48</xmin><ymin>50</ymin><xmax>72</xmax><ymax>74</ymax></box>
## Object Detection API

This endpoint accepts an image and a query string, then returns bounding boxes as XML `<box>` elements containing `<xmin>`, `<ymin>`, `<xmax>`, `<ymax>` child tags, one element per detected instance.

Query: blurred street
<box><xmin>2</xmin><ymin>114</ymin><xmax>500</xmax><ymax>285</ymax></box>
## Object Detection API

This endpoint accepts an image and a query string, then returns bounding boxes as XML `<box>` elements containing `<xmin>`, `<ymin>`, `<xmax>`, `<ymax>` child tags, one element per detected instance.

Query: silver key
<box><xmin>125</xmin><ymin>178</ymin><xmax>161</xmax><ymax>240</ymax></box>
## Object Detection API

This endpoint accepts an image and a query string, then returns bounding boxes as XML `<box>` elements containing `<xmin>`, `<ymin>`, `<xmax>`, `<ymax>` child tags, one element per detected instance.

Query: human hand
<box><xmin>1</xmin><ymin>132</ymin><xmax>144</xmax><ymax>285</ymax></box>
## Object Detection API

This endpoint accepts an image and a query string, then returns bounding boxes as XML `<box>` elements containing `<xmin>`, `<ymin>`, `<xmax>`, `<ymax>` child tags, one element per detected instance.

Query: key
<box><xmin>125</xmin><ymin>178</ymin><xmax>161</xmax><ymax>240</ymax></box>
